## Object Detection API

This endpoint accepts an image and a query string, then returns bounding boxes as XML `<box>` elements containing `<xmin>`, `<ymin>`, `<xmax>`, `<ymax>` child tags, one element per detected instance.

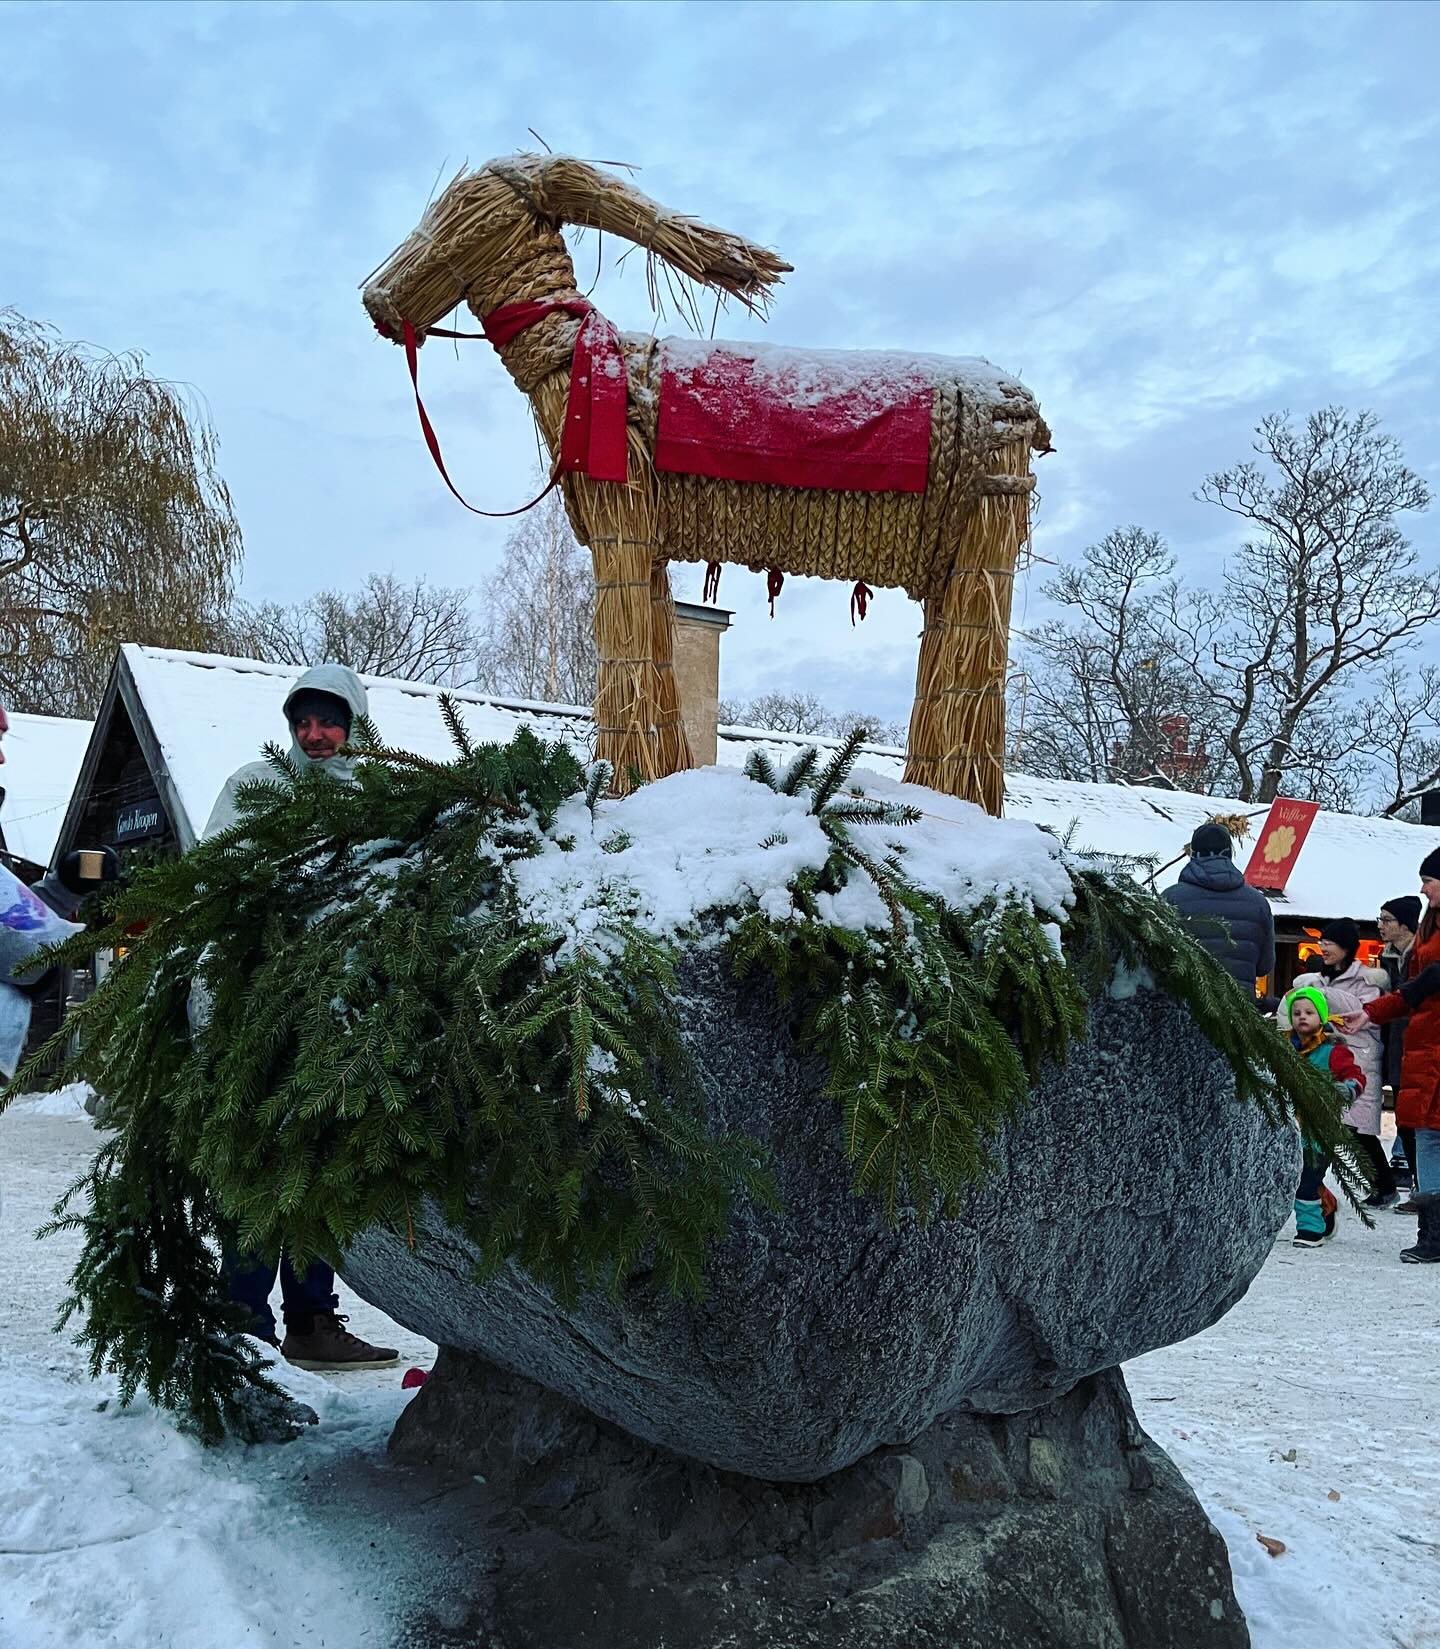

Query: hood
<box><xmin>1177</xmin><ymin>854</ymin><xmax>1245</xmax><ymax>892</ymax></box>
<box><xmin>283</xmin><ymin>663</ymin><xmax>369</xmax><ymax>780</ymax></box>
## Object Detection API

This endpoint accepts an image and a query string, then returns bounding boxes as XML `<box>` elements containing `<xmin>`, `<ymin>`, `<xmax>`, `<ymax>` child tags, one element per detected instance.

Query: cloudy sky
<box><xmin>5</xmin><ymin>0</ymin><xmax>1438</xmax><ymax>723</ymax></box>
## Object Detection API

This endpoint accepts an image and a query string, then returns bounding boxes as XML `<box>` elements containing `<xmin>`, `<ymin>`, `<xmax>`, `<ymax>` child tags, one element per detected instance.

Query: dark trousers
<box><xmin>1392</xmin><ymin>1125</ymin><xmax>1417</xmax><ymax>1180</ymax></box>
<box><xmin>223</xmin><ymin>1242</ymin><xmax>338</xmax><ymax>1341</ymax></box>
<box><xmin>1349</xmin><ymin>1127</ymin><xmax>1396</xmax><ymax>1197</ymax></box>
<box><xmin>1297</xmin><ymin>1149</ymin><xmax>1330</xmax><ymax>1202</ymax></box>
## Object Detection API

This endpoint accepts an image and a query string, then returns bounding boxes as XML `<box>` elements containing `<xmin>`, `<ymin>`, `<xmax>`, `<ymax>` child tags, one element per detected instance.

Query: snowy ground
<box><xmin>2</xmin><ymin>1098</ymin><xmax>1437</xmax><ymax>1649</ymax></box>
<box><xmin>1127</xmin><ymin>1133</ymin><xmax>1440</xmax><ymax>1649</ymax></box>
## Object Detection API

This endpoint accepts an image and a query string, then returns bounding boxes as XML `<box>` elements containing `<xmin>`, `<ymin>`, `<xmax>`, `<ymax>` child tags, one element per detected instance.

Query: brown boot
<box><xmin>281</xmin><ymin>1312</ymin><xmax>399</xmax><ymax>1371</ymax></box>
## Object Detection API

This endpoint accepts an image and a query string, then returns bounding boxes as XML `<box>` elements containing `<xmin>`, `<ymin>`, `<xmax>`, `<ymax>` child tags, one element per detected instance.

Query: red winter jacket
<box><xmin>1366</xmin><ymin>920</ymin><xmax>1440</xmax><ymax>1131</ymax></box>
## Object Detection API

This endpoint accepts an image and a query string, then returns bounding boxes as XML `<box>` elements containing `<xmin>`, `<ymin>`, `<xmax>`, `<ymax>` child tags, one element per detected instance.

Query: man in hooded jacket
<box><xmin>205</xmin><ymin>664</ymin><xmax>399</xmax><ymax>1371</ymax></box>
<box><xmin>204</xmin><ymin>662</ymin><xmax>370</xmax><ymax>837</ymax></box>
<box><xmin>1161</xmin><ymin>822</ymin><xmax>1275</xmax><ymax>1000</ymax></box>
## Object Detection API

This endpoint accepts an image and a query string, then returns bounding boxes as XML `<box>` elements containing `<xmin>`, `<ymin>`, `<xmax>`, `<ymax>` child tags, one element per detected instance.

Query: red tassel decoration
<box><xmin>766</xmin><ymin>567</ymin><xmax>784</xmax><ymax>618</ymax></box>
<box><xmin>850</xmin><ymin>581</ymin><xmax>873</xmax><ymax>626</ymax></box>
<box><xmin>703</xmin><ymin>561</ymin><xmax>722</xmax><ymax>603</ymax></box>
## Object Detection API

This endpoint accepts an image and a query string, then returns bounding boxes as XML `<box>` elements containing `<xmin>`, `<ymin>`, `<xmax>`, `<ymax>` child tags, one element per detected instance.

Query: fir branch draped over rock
<box><xmin>7</xmin><ymin>716</ymin><xmax>1361</xmax><ymax>1440</ymax></box>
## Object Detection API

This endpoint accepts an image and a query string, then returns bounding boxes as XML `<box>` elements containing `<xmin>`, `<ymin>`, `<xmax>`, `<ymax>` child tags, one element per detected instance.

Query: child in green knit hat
<box><xmin>1282</xmin><ymin>986</ymin><xmax>1366</xmax><ymax>1248</ymax></box>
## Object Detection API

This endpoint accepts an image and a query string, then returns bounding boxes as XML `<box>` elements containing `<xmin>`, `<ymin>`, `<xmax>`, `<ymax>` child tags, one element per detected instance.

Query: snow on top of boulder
<box><xmin>646</xmin><ymin>334</ymin><xmax>1032</xmax><ymax>417</ymax></box>
<box><xmin>508</xmin><ymin>764</ymin><xmax>1072</xmax><ymax>960</ymax></box>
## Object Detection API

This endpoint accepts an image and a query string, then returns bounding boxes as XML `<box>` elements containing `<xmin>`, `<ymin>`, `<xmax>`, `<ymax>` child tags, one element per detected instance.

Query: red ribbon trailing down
<box><xmin>703</xmin><ymin>561</ymin><xmax>722</xmax><ymax>603</ymax></box>
<box><xmin>386</xmin><ymin>299</ymin><xmax>630</xmax><ymax>516</ymax></box>
<box><xmin>850</xmin><ymin>581</ymin><xmax>873</xmax><ymax>625</ymax></box>
<box><xmin>766</xmin><ymin>567</ymin><xmax>784</xmax><ymax>618</ymax></box>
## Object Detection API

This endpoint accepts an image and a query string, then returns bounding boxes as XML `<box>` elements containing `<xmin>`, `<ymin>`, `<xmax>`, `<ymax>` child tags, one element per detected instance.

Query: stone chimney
<box><xmin>672</xmin><ymin>601</ymin><xmax>732</xmax><ymax>767</ymax></box>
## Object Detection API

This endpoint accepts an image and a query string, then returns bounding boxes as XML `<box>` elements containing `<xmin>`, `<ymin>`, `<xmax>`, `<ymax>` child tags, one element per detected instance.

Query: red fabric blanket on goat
<box><xmin>652</xmin><ymin>340</ymin><xmax>933</xmax><ymax>494</ymax></box>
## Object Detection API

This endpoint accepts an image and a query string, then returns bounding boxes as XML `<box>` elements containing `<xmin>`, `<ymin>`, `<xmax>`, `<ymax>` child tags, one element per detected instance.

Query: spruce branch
<box><xmin>437</xmin><ymin>694</ymin><xmax>473</xmax><ymax>758</ymax></box>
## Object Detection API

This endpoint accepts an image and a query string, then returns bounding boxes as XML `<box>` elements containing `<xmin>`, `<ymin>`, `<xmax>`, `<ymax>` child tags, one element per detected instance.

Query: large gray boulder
<box><xmin>343</xmin><ymin>951</ymin><xmax>1295</xmax><ymax>1482</ymax></box>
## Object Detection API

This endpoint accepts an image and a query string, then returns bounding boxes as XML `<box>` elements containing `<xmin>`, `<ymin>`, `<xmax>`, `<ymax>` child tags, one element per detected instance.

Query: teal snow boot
<box><xmin>1293</xmin><ymin>1198</ymin><xmax>1328</xmax><ymax>1249</ymax></box>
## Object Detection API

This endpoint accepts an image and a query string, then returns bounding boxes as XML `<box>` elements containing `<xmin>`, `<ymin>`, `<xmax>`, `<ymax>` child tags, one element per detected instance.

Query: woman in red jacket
<box><xmin>1364</xmin><ymin>847</ymin><xmax>1440</xmax><ymax>1264</ymax></box>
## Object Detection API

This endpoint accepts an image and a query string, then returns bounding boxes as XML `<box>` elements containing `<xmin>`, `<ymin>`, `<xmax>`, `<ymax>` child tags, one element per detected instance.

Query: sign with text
<box><xmin>113</xmin><ymin>798</ymin><xmax>166</xmax><ymax>845</ymax></box>
<box><xmin>1244</xmin><ymin>798</ymin><xmax>1320</xmax><ymax>892</ymax></box>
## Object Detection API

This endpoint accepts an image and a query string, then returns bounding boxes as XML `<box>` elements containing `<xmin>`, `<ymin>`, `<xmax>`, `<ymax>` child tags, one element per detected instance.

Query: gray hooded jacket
<box><xmin>202</xmin><ymin>663</ymin><xmax>369</xmax><ymax>839</ymax></box>
<box><xmin>1161</xmin><ymin>853</ymin><xmax>1276</xmax><ymax>990</ymax></box>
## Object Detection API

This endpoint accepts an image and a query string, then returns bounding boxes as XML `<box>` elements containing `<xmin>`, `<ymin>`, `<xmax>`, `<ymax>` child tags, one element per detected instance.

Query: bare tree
<box><xmin>229</xmin><ymin>574</ymin><xmax>482</xmax><ymax>685</ymax></box>
<box><xmin>1008</xmin><ymin>527</ymin><xmax>1230</xmax><ymax>791</ymax></box>
<box><xmin>731</xmin><ymin>691</ymin><xmax>834</xmax><ymax>735</ymax></box>
<box><xmin>474</xmin><ymin>490</ymin><xmax>597</xmax><ymax>704</ymax></box>
<box><xmin>1011</xmin><ymin>411</ymin><xmax>1436</xmax><ymax>809</ymax></box>
<box><xmin>720</xmin><ymin>691</ymin><xmax>905</xmax><ymax>746</ymax></box>
<box><xmin>1185</xmin><ymin>408</ymin><xmax>1435</xmax><ymax>802</ymax></box>
<box><xmin>828</xmin><ymin>709</ymin><xmax>909</xmax><ymax>748</ymax></box>
<box><xmin>0</xmin><ymin>308</ymin><xmax>242</xmax><ymax>715</ymax></box>
<box><xmin>1363</xmin><ymin>664</ymin><xmax>1440</xmax><ymax>819</ymax></box>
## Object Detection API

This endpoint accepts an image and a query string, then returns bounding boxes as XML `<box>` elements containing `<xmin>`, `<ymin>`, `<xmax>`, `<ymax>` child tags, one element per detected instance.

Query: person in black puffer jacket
<box><xmin>1161</xmin><ymin>822</ymin><xmax>1275</xmax><ymax>1001</ymax></box>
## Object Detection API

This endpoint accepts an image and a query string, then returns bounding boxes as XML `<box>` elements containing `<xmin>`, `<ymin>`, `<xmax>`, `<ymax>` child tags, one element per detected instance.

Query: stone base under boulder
<box><xmin>391</xmin><ymin>1350</ymin><xmax>1248</xmax><ymax>1649</ymax></box>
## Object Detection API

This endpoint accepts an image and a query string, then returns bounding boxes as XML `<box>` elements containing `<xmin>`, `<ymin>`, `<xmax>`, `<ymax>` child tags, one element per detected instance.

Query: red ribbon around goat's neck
<box><xmin>478</xmin><ymin>299</ymin><xmax>629</xmax><ymax>483</ymax></box>
<box><xmin>385</xmin><ymin>298</ymin><xmax>630</xmax><ymax>516</ymax></box>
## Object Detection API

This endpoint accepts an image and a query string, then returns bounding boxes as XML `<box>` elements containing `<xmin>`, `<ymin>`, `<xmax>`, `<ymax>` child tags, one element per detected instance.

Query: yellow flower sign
<box><xmin>1262</xmin><ymin>825</ymin><xmax>1296</xmax><ymax>865</ymax></box>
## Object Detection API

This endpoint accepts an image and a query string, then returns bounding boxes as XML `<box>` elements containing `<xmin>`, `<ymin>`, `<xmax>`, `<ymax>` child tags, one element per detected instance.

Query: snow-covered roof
<box><xmin>115</xmin><ymin>647</ymin><xmax>1438</xmax><ymax>924</ymax></box>
<box><xmin>118</xmin><ymin>646</ymin><xmax>596</xmax><ymax>848</ymax></box>
<box><xmin>719</xmin><ymin>726</ymin><xmax>1440</xmax><ymax>927</ymax></box>
<box><xmin>0</xmin><ymin>712</ymin><xmax>95</xmax><ymax>870</ymax></box>
<box><xmin>1001</xmin><ymin>770</ymin><xmax>1440</xmax><ymax>924</ymax></box>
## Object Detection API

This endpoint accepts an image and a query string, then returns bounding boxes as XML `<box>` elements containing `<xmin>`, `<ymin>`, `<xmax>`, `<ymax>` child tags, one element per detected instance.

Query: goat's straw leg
<box><xmin>904</xmin><ymin>447</ymin><xmax>1031</xmax><ymax>815</ymax></box>
<box><xmin>648</xmin><ymin>556</ymin><xmax>693</xmax><ymax>777</ymax></box>
<box><xmin>589</xmin><ymin>535</ymin><xmax>692</xmax><ymax>791</ymax></box>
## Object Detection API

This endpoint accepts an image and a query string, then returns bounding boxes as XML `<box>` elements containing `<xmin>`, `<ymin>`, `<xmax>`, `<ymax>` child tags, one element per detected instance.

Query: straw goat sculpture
<box><xmin>363</xmin><ymin>153</ymin><xmax>1050</xmax><ymax>813</ymax></box>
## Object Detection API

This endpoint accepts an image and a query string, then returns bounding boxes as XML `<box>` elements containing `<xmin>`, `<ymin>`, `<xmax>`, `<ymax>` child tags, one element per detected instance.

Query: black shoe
<box><xmin>1399</xmin><ymin>1242</ymin><xmax>1440</xmax><ymax>1263</ymax></box>
<box><xmin>1364</xmin><ymin>1190</ymin><xmax>1401</xmax><ymax>1210</ymax></box>
<box><xmin>1395</xmin><ymin>1198</ymin><xmax>1421</xmax><ymax>1216</ymax></box>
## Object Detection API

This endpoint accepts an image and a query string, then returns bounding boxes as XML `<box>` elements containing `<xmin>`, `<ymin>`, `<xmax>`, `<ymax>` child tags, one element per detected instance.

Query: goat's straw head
<box><xmin>362</xmin><ymin>152</ymin><xmax>791</xmax><ymax>342</ymax></box>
